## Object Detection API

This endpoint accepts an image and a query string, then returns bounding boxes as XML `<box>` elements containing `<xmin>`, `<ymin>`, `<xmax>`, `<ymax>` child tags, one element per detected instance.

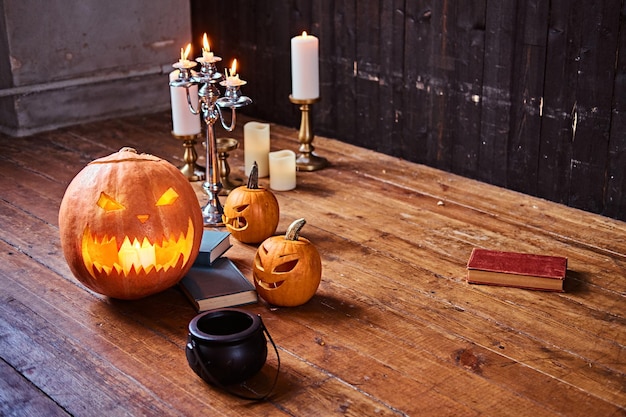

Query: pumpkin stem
<box><xmin>285</xmin><ymin>218</ymin><xmax>306</xmax><ymax>241</ymax></box>
<box><xmin>247</xmin><ymin>161</ymin><xmax>260</xmax><ymax>189</ymax></box>
<box><xmin>119</xmin><ymin>147</ymin><xmax>137</xmax><ymax>154</ymax></box>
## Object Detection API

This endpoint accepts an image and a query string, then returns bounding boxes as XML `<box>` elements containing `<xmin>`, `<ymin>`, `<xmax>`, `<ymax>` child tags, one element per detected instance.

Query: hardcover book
<box><xmin>466</xmin><ymin>248</ymin><xmax>567</xmax><ymax>292</ymax></box>
<box><xmin>193</xmin><ymin>230</ymin><xmax>232</xmax><ymax>266</ymax></box>
<box><xmin>180</xmin><ymin>257</ymin><xmax>258</xmax><ymax>312</ymax></box>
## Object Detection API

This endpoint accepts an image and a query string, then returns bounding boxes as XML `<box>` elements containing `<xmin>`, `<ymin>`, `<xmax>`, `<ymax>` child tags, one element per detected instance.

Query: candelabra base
<box><xmin>201</xmin><ymin>182</ymin><xmax>225</xmax><ymax>227</ymax></box>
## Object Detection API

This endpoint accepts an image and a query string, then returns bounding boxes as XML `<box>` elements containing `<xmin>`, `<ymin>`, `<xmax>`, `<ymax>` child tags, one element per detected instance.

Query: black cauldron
<box><xmin>186</xmin><ymin>308</ymin><xmax>268</xmax><ymax>386</ymax></box>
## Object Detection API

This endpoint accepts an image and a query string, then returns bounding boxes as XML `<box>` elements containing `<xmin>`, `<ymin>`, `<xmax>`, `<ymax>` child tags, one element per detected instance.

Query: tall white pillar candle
<box><xmin>291</xmin><ymin>32</ymin><xmax>319</xmax><ymax>100</ymax></box>
<box><xmin>269</xmin><ymin>150</ymin><xmax>297</xmax><ymax>191</ymax></box>
<box><xmin>244</xmin><ymin>121</ymin><xmax>270</xmax><ymax>177</ymax></box>
<box><xmin>169</xmin><ymin>70</ymin><xmax>201</xmax><ymax>136</ymax></box>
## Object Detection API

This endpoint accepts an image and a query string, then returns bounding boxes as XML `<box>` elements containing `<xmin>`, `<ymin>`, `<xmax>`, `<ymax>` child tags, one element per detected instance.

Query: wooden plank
<box><xmin>402</xmin><ymin>1</ymin><xmax>433</xmax><ymax>164</ymax></box>
<box><xmin>478</xmin><ymin>0</ymin><xmax>517</xmax><ymax>186</ymax></box>
<box><xmin>377</xmin><ymin>0</ymin><xmax>406</xmax><ymax>158</ymax></box>
<box><xmin>323</xmin><ymin>0</ymin><xmax>357</xmax><ymax>145</ymax></box>
<box><xmin>507</xmin><ymin>0</ymin><xmax>549</xmax><ymax>195</ymax></box>
<box><xmin>428</xmin><ymin>0</ymin><xmax>456</xmax><ymax>171</ymax></box>
<box><xmin>450</xmin><ymin>0</ymin><xmax>485</xmax><ymax>177</ymax></box>
<box><xmin>537</xmin><ymin>0</ymin><xmax>576</xmax><ymax>206</ymax></box>
<box><xmin>354</xmin><ymin>1</ymin><xmax>382</xmax><ymax>153</ymax></box>
<box><xmin>567</xmin><ymin>0</ymin><xmax>621</xmax><ymax>213</ymax></box>
<box><xmin>605</xmin><ymin>0</ymin><xmax>626</xmax><ymax>220</ymax></box>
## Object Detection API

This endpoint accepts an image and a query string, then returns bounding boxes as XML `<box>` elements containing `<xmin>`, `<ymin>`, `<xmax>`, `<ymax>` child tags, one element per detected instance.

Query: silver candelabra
<box><xmin>170</xmin><ymin>56</ymin><xmax>251</xmax><ymax>226</ymax></box>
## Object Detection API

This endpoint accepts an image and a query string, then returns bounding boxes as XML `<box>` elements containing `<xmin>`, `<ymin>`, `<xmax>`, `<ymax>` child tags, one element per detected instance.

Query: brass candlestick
<box><xmin>217</xmin><ymin>137</ymin><xmax>243</xmax><ymax>195</ymax></box>
<box><xmin>289</xmin><ymin>95</ymin><xmax>327</xmax><ymax>171</ymax></box>
<box><xmin>172</xmin><ymin>132</ymin><xmax>204</xmax><ymax>181</ymax></box>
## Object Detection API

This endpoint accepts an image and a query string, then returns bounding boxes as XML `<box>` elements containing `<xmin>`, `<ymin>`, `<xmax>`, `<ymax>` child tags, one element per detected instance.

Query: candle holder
<box><xmin>289</xmin><ymin>95</ymin><xmax>327</xmax><ymax>171</ymax></box>
<box><xmin>217</xmin><ymin>138</ymin><xmax>243</xmax><ymax>195</ymax></box>
<box><xmin>170</xmin><ymin>57</ymin><xmax>251</xmax><ymax>226</ymax></box>
<box><xmin>172</xmin><ymin>132</ymin><xmax>205</xmax><ymax>182</ymax></box>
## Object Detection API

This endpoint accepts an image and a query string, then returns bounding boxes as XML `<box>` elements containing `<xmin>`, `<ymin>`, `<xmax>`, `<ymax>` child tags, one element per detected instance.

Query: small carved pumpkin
<box><xmin>253</xmin><ymin>218</ymin><xmax>322</xmax><ymax>306</ymax></box>
<box><xmin>58</xmin><ymin>147</ymin><xmax>203</xmax><ymax>300</ymax></box>
<box><xmin>222</xmin><ymin>162</ymin><xmax>279</xmax><ymax>244</ymax></box>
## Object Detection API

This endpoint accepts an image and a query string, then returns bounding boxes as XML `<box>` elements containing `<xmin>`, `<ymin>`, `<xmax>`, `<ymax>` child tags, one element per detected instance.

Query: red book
<box><xmin>466</xmin><ymin>249</ymin><xmax>567</xmax><ymax>292</ymax></box>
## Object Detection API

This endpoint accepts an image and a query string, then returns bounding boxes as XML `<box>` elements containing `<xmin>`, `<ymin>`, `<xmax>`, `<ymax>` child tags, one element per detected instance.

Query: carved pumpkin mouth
<box><xmin>255</xmin><ymin>278</ymin><xmax>285</xmax><ymax>290</ymax></box>
<box><xmin>224</xmin><ymin>216</ymin><xmax>248</xmax><ymax>231</ymax></box>
<box><xmin>81</xmin><ymin>218</ymin><xmax>195</xmax><ymax>278</ymax></box>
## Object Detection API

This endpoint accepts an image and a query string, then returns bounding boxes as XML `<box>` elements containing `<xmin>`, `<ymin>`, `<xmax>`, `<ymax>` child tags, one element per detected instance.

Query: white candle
<box><xmin>244</xmin><ymin>121</ymin><xmax>270</xmax><ymax>177</ymax></box>
<box><xmin>269</xmin><ymin>150</ymin><xmax>297</xmax><ymax>191</ymax></box>
<box><xmin>169</xmin><ymin>70</ymin><xmax>201</xmax><ymax>136</ymax></box>
<box><xmin>291</xmin><ymin>31</ymin><xmax>319</xmax><ymax>100</ymax></box>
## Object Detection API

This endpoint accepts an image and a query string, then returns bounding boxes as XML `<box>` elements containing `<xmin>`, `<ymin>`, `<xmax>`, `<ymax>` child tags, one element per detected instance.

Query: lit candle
<box><xmin>244</xmin><ymin>121</ymin><xmax>270</xmax><ymax>178</ymax></box>
<box><xmin>196</xmin><ymin>33</ymin><xmax>222</xmax><ymax>65</ymax></box>
<box><xmin>224</xmin><ymin>59</ymin><xmax>246</xmax><ymax>87</ymax></box>
<box><xmin>177</xmin><ymin>43</ymin><xmax>193</xmax><ymax>66</ymax></box>
<box><xmin>169</xmin><ymin>71</ymin><xmax>201</xmax><ymax>136</ymax></box>
<box><xmin>202</xmin><ymin>33</ymin><xmax>213</xmax><ymax>61</ymax></box>
<box><xmin>291</xmin><ymin>31</ymin><xmax>319</xmax><ymax>100</ymax></box>
<box><xmin>269</xmin><ymin>150</ymin><xmax>297</xmax><ymax>191</ymax></box>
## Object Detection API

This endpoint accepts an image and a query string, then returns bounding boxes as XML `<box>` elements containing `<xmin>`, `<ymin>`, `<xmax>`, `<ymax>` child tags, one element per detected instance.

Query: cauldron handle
<box><xmin>189</xmin><ymin>314</ymin><xmax>281</xmax><ymax>401</ymax></box>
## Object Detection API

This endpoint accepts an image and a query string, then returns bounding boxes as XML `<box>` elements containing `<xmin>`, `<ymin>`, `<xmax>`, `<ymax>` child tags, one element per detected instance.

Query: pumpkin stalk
<box><xmin>285</xmin><ymin>218</ymin><xmax>306</xmax><ymax>241</ymax></box>
<box><xmin>247</xmin><ymin>162</ymin><xmax>260</xmax><ymax>189</ymax></box>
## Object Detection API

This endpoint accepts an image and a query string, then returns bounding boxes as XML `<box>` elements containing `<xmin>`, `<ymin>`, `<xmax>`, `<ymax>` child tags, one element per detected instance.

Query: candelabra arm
<box><xmin>217</xmin><ymin>106</ymin><xmax>237</xmax><ymax>132</ymax></box>
<box><xmin>185</xmin><ymin>87</ymin><xmax>200</xmax><ymax>115</ymax></box>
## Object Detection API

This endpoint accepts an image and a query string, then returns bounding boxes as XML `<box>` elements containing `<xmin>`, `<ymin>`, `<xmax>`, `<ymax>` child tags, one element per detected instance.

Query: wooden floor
<box><xmin>1</xmin><ymin>112</ymin><xmax>624</xmax><ymax>417</ymax></box>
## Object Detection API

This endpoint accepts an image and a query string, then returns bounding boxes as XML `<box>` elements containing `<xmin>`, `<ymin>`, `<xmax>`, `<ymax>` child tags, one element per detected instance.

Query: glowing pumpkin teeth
<box><xmin>81</xmin><ymin>218</ymin><xmax>195</xmax><ymax>278</ymax></box>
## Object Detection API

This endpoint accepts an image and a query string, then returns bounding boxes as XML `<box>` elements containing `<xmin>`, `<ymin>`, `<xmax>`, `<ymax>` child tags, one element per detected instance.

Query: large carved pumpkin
<box><xmin>253</xmin><ymin>218</ymin><xmax>322</xmax><ymax>306</ymax></box>
<box><xmin>58</xmin><ymin>147</ymin><xmax>203</xmax><ymax>300</ymax></box>
<box><xmin>222</xmin><ymin>162</ymin><xmax>279</xmax><ymax>244</ymax></box>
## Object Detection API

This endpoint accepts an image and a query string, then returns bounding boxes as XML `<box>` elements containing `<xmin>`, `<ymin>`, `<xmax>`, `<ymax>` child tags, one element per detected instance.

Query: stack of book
<box><xmin>179</xmin><ymin>230</ymin><xmax>258</xmax><ymax>312</ymax></box>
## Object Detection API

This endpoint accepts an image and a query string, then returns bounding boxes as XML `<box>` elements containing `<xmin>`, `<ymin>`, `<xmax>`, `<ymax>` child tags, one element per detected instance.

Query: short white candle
<box><xmin>269</xmin><ymin>150</ymin><xmax>297</xmax><ymax>191</ymax></box>
<box><xmin>244</xmin><ymin>121</ymin><xmax>270</xmax><ymax>177</ymax></box>
<box><xmin>291</xmin><ymin>31</ymin><xmax>319</xmax><ymax>100</ymax></box>
<box><xmin>169</xmin><ymin>70</ymin><xmax>201</xmax><ymax>136</ymax></box>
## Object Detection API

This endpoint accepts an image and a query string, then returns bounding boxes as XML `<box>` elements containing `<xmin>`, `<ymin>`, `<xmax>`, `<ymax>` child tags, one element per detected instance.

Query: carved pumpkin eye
<box><xmin>156</xmin><ymin>187</ymin><xmax>179</xmax><ymax>206</ymax></box>
<box><xmin>97</xmin><ymin>192</ymin><xmax>125</xmax><ymax>211</ymax></box>
<box><xmin>235</xmin><ymin>204</ymin><xmax>249</xmax><ymax>213</ymax></box>
<box><xmin>273</xmin><ymin>255</ymin><xmax>298</xmax><ymax>273</ymax></box>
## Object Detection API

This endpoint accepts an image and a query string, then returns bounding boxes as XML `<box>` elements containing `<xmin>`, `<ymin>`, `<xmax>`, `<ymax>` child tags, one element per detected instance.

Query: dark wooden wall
<box><xmin>192</xmin><ymin>0</ymin><xmax>626</xmax><ymax>221</ymax></box>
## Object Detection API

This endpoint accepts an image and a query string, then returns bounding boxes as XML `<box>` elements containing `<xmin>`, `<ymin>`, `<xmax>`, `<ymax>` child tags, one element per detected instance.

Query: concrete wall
<box><xmin>0</xmin><ymin>1</ymin><xmax>192</xmax><ymax>136</ymax></box>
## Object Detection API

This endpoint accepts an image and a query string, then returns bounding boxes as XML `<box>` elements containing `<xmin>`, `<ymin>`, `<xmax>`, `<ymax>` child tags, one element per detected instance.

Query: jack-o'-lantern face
<box><xmin>59</xmin><ymin>148</ymin><xmax>203</xmax><ymax>300</ymax></box>
<box><xmin>222</xmin><ymin>188</ymin><xmax>279</xmax><ymax>244</ymax></box>
<box><xmin>253</xmin><ymin>219</ymin><xmax>322</xmax><ymax>307</ymax></box>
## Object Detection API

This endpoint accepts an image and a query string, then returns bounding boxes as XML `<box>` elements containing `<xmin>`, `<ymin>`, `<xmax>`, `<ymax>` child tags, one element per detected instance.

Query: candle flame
<box><xmin>202</xmin><ymin>33</ymin><xmax>210</xmax><ymax>52</ymax></box>
<box><xmin>181</xmin><ymin>43</ymin><xmax>191</xmax><ymax>61</ymax></box>
<box><xmin>302</xmin><ymin>31</ymin><xmax>308</xmax><ymax>37</ymax></box>
<box><xmin>230</xmin><ymin>59</ymin><xmax>237</xmax><ymax>76</ymax></box>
